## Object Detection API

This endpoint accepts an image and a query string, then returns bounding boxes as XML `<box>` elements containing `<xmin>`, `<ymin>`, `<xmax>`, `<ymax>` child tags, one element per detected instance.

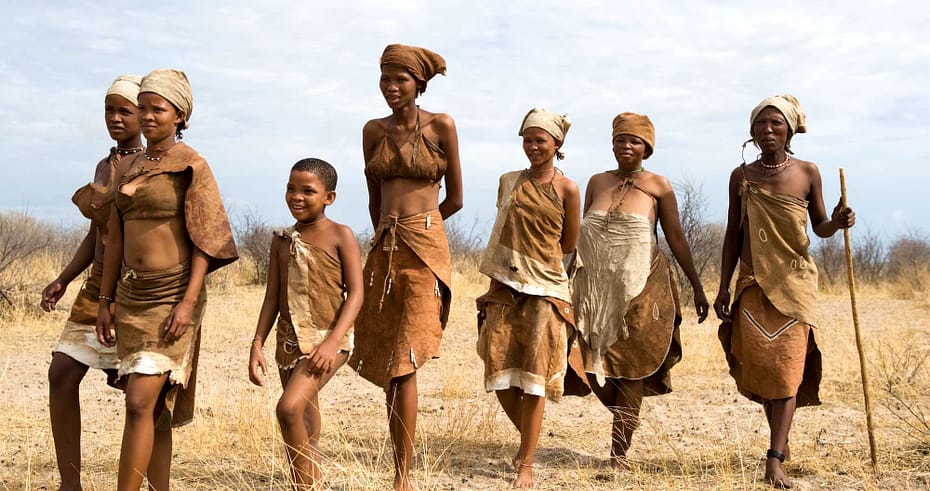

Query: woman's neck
<box><xmin>116</xmin><ymin>135</ymin><xmax>144</xmax><ymax>150</ymax></box>
<box><xmin>145</xmin><ymin>137</ymin><xmax>178</xmax><ymax>158</ymax></box>
<box><xmin>759</xmin><ymin>149</ymin><xmax>788</xmax><ymax>166</ymax></box>
<box><xmin>390</xmin><ymin>104</ymin><xmax>419</xmax><ymax>127</ymax></box>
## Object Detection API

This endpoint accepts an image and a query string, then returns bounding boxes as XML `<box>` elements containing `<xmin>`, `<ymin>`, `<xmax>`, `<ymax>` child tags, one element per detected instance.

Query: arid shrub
<box><xmin>886</xmin><ymin>231</ymin><xmax>930</xmax><ymax>297</ymax></box>
<box><xmin>233</xmin><ymin>209</ymin><xmax>274</xmax><ymax>285</ymax></box>
<box><xmin>0</xmin><ymin>211</ymin><xmax>59</xmax><ymax>309</ymax></box>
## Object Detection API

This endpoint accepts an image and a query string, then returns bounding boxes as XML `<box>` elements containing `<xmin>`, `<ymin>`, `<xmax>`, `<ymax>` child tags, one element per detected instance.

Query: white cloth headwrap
<box><xmin>105</xmin><ymin>75</ymin><xmax>142</xmax><ymax>106</ymax></box>
<box><xmin>140</xmin><ymin>69</ymin><xmax>193</xmax><ymax>129</ymax></box>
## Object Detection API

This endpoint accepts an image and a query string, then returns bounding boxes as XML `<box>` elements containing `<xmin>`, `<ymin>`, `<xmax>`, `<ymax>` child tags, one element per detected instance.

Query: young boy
<box><xmin>249</xmin><ymin>158</ymin><xmax>363</xmax><ymax>489</ymax></box>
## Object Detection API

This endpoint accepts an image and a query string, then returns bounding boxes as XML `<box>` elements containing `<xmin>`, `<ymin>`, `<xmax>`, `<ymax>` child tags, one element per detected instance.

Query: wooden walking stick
<box><xmin>839</xmin><ymin>168</ymin><xmax>879</xmax><ymax>473</ymax></box>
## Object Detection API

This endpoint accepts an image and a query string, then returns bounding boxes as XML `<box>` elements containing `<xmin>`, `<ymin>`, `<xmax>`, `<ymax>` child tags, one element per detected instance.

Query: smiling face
<box><xmin>104</xmin><ymin>94</ymin><xmax>140</xmax><ymax>144</ymax></box>
<box><xmin>137</xmin><ymin>92</ymin><xmax>183</xmax><ymax>145</ymax></box>
<box><xmin>379</xmin><ymin>64</ymin><xmax>421</xmax><ymax>109</ymax></box>
<box><xmin>522</xmin><ymin>127</ymin><xmax>560</xmax><ymax>167</ymax></box>
<box><xmin>751</xmin><ymin>106</ymin><xmax>791</xmax><ymax>153</ymax></box>
<box><xmin>285</xmin><ymin>170</ymin><xmax>335</xmax><ymax>224</ymax></box>
<box><xmin>612</xmin><ymin>133</ymin><xmax>648</xmax><ymax>168</ymax></box>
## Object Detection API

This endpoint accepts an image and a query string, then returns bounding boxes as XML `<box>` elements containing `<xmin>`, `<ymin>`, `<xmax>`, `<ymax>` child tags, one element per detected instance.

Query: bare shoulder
<box><xmin>332</xmin><ymin>222</ymin><xmax>359</xmax><ymax>246</ymax></box>
<box><xmin>554</xmin><ymin>172</ymin><xmax>580</xmax><ymax>197</ymax></box>
<box><xmin>269</xmin><ymin>233</ymin><xmax>288</xmax><ymax>262</ymax></box>
<box><xmin>422</xmin><ymin>111</ymin><xmax>457</xmax><ymax>137</ymax></box>
<box><xmin>363</xmin><ymin>117</ymin><xmax>388</xmax><ymax>135</ymax></box>
<box><xmin>587</xmin><ymin>171</ymin><xmax>614</xmax><ymax>187</ymax></box>
<box><xmin>795</xmin><ymin>158</ymin><xmax>820</xmax><ymax>176</ymax></box>
<box><xmin>642</xmin><ymin>170</ymin><xmax>672</xmax><ymax>194</ymax></box>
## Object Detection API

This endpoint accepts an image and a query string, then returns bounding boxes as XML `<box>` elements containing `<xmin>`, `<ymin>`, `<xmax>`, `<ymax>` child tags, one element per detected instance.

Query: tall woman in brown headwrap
<box><xmin>348</xmin><ymin>44</ymin><xmax>462</xmax><ymax>491</ymax></box>
<box><xmin>715</xmin><ymin>95</ymin><xmax>854</xmax><ymax>488</ymax></box>
<box><xmin>40</xmin><ymin>74</ymin><xmax>143</xmax><ymax>491</ymax></box>
<box><xmin>95</xmin><ymin>69</ymin><xmax>238</xmax><ymax>491</ymax></box>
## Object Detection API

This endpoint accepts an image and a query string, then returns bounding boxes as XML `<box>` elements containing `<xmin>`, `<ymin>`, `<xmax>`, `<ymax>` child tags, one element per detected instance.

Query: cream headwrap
<box><xmin>611</xmin><ymin>112</ymin><xmax>655</xmax><ymax>159</ymax></box>
<box><xmin>140</xmin><ymin>69</ymin><xmax>193</xmax><ymax>129</ymax></box>
<box><xmin>750</xmin><ymin>94</ymin><xmax>807</xmax><ymax>135</ymax></box>
<box><xmin>519</xmin><ymin>108</ymin><xmax>571</xmax><ymax>160</ymax></box>
<box><xmin>105</xmin><ymin>75</ymin><xmax>142</xmax><ymax>106</ymax></box>
<box><xmin>380</xmin><ymin>44</ymin><xmax>447</xmax><ymax>85</ymax></box>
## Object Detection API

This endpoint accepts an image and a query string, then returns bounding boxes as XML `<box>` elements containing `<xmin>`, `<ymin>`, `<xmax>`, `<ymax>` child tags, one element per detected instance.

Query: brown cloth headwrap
<box><xmin>106</xmin><ymin>75</ymin><xmax>142</xmax><ymax>106</ymax></box>
<box><xmin>140</xmin><ymin>69</ymin><xmax>193</xmax><ymax>129</ymax></box>
<box><xmin>750</xmin><ymin>94</ymin><xmax>807</xmax><ymax>135</ymax></box>
<box><xmin>380</xmin><ymin>44</ymin><xmax>447</xmax><ymax>85</ymax></box>
<box><xmin>612</xmin><ymin>112</ymin><xmax>655</xmax><ymax>159</ymax></box>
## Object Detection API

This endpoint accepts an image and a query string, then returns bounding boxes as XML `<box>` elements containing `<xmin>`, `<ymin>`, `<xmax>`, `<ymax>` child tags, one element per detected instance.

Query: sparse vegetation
<box><xmin>3</xmin><ymin>203</ymin><xmax>930</xmax><ymax>489</ymax></box>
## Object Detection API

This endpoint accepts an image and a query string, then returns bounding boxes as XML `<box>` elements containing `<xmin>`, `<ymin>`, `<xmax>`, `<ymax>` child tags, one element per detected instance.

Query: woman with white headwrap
<box><xmin>715</xmin><ymin>94</ymin><xmax>855</xmax><ymax>488</ymax></box>
<box><xmin>95</xmin><ymin>68</ymin><xmax>237</xmax><ymax>491</ymax></box>
<box><xmin>475</xmin><ymin>107</ymin><xmax>581</xmax><ymax>487</ymax></box>
<box><xmin>39</xmin><ymin>74</ymin><xmax>143</xmax><ymax>491</ymax></box>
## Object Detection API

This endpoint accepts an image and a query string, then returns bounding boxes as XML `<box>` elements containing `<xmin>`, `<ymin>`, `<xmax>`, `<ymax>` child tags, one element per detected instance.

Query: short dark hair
<box><xmin>291</xmin><ymin>158</ymin><xmax>337</xmax><ymax>191</ymax></box>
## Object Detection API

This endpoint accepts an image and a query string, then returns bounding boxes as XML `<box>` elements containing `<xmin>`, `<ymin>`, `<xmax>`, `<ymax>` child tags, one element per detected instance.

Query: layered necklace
<box><xmin>758</xmin><ymin>154</ymin><xmax>792</xmax><ymax>177</ymax></box>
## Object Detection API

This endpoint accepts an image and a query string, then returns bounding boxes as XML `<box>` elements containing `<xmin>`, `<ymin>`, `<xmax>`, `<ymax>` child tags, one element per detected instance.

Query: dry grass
<box><xmin>2</xmin><ymin>254</ymin><xmax>930</xmax><ymax>490</ymax></box>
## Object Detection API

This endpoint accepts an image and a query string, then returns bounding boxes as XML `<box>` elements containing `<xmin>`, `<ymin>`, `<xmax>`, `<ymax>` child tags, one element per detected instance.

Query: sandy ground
<box><xmin>1</xmin><ymin>266</ymin><xmax>929</xmax><ymax>490</ymax></box>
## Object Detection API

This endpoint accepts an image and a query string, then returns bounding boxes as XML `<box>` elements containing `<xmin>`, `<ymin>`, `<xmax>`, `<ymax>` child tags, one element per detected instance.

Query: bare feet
<box><xmin>610</xmin><ymin>455</ymin><xmax>630</xmax><ymax>471</ymax></box>
<box><xmin>764</xmin><ymin>457</ymin><xmax>792</xmax><ymax>489</ymax></box>
<box><xmin>512</xmin><ymin>461</ymin><xmax>535</xmax><ymax>488</ymax></box>
<box><xmin>393</xmin><ymin>473</ymin><xmax>417</xmax><ymax>491</ymax></box>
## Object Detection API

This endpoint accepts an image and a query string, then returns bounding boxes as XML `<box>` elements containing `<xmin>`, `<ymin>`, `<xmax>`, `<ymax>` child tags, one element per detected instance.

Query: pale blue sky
<box><xmin>2</xmin><ymin>0</ymin><xmax>928</xmax><ymax>240</ymax></box>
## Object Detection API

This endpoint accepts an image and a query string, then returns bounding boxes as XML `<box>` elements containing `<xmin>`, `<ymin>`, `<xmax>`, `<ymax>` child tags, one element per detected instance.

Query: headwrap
<box><xmin>105</xmin><ymin>75</ymin><xmax>142</xmax><ymax>106</ymax></box>
<box><xmin>380</xmin><ymin>44</ymin><xmax>447</xmax><ymax>84</ymax></box>
<box><xmin>611</xmin><ymin>112</ymin><xmax>655</xmax><ymax>159</ymax></box>
<box><xmin>140</xmin><ymin>69</ymin><xmax>193</xmax><ymax>129</ymax></box>
<box><xmin>519</xmin><ymin>108</ymin><xmax>571</xmax><ymax>160</ymax></box>
<box><xmin>750</xmin><ymin>94</ymin><xmax>807</xmax><ymax>135</ymax></box>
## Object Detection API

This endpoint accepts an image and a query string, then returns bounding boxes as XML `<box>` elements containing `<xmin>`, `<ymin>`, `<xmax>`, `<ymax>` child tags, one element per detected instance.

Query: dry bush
<box><xmin>886</xmin><ymin>231</ymin><xmax>930</xmax><ymax>298</ymax></box>
<box><xmin>233</xmin><ymin>208</ymin><xmax>274</xmax><ymax>285</ymax></box>
<box><xmin>851</xmin><ymin>228</ymin><xmax>886</xmax><ymax>284</ymax></box>
<box><xmin>812</xmin><ymin>234</ymin><xmax>846</xmax><ymax>289</ymax></box>
<box><xmin>0</xmin><ymin>211</ymin><xmax>65</xmax><ymax>310</ymax></box>
<box><xmin>444</xmin><ymin>214</ymin><xmax>485</xmax><ymax>269</ymax></box>
<box><xmin>874</xmin><ymin>338</ymin><xmax>930</xmax><ymax>453</ymax></box>
<box><xmin>661</xmin><ymin>178</ymin><xmax>724</xmax><ymax>298</ymax></box>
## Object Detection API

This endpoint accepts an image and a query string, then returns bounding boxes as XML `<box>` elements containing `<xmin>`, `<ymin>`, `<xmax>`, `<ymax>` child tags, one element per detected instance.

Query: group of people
<box><xmin>39</xmin><ymin>43</ymin><xmax>854</xmax><ymax>490</ymax></box>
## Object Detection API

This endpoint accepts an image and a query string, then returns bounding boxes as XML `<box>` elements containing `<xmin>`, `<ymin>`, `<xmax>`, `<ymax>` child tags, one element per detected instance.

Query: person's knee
<box><xmin>124</xmin><ymin>391</ymin><xmax>157</xmax><ymax>420</ymax></box>
<box><xmin>48</xmin><ymin>355</ymin><xmax>85</xmax><ymax>393</ymax></box>
<box><xmin>276</xmin><ymin>397</ymin><xmax>304</xmax><ymax>427</ymax></box>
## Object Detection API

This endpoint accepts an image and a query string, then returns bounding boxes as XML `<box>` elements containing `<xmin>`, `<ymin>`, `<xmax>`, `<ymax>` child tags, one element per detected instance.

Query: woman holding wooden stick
<box><xmin>714</xmin><ymin>94</ymin><xmax>854</xmax><ymax>488</ymax></box>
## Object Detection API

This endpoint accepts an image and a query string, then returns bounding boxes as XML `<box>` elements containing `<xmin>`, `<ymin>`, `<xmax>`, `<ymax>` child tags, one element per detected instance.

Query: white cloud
<box><xmin>1</xmin><ymin>0</ymin><xmax>929</xmax><ymax>238</ymax></box>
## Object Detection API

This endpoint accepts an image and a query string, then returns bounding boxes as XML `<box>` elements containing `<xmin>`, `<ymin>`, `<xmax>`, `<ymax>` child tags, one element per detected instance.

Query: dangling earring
<box><xmin>740</xmin><ymin>138</ymin><xmax>754</xmax><ymax>165</ymax></box>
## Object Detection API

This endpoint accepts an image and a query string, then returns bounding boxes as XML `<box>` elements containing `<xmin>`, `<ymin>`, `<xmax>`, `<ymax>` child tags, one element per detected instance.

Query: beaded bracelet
<box><xmin>98</xmin><ymin>295</ymin><xmax>114</xmax><ymax>303</ymax></box>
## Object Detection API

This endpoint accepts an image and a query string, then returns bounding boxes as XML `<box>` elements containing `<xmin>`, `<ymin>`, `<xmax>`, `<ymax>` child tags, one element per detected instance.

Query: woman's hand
<box><xmin>306</xmin><ymin>338</ymin><xmax>340</xmax><ymax>377</ymax></box>
<box><xmin>249</xmin><ymin>341</ymin><xmax>267</xmax><ymax>386</ymax></box>
<box><xmin>164</xmin><ymin>299</ymin><xmax>195</xmax><ymax>342</ymax></box>
<box><xmin>40</xmin><ymin>279</ymin><xmax>67</xmax><ymax>312</ymax></box>
<box><xmin>693</xmin><ymin>289</ymin><xmax>710</xmax><ymax>323</ymax></box>
<box><xmin>95</xmin><ymin>302</ymin><xmax>116</xmax><ymax>347</ymax></box>
<box><xmin>832</xmin><ymin>199</ymin><xmax>856</xmax><ymax>229</ymax></box>
<box><xmin>713</xmin><ymin>289</ymin><xmax>732</xmax><ymax>323</ymax></box>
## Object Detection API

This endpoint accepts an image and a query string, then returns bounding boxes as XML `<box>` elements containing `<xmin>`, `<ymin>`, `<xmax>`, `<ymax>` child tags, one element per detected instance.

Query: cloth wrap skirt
<box><xmin>116</xmin><ymin>263</ymin><xmax>206</xmax><ymax>429</ymax></box>
<box><xmin>53</xmin><ymin>260</ymin><xmax>121</xmax><ymax>386</ymax></box>
<box><xmin>718</xmin><ymin>265</ymin><xmax>822</xmax><ymax>407</ymax></box>
<box><xmin>349</xmin><ymin>210</ymin><xmax>452</xmax><ymax>389</ymax></box>
<box><xmin>477</xmin><ymin>280</ymin><xmax>574</xmax><ymax>402</ymax></box>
